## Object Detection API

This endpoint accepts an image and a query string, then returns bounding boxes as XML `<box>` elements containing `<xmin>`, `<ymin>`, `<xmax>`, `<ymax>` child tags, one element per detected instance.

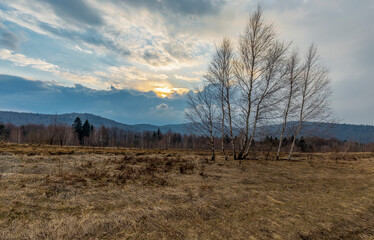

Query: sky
<box><xmin>0</xmin><ymin>0</ymin><xmax>373</xmax><ymax>125</ymax></box>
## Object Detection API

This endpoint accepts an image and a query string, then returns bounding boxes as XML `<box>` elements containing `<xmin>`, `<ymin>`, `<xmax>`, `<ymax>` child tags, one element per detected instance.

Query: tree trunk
<box><xmin>276</xmin><ymin>91</ymin><xmax>292</xmax><ymax>160</ymax></box>
<box><xmin>237</xmin><ymin>93</ymin><xmax>252</xmax><ymax>160</ymax></box>
<box><xmin>226</xmin><ymin>91</ymin><xmax>236</xmax><ymax>159</ymax></box>
<box><xmin>211</xmin><ymin>137</ymin><xmax>215</xmax><ymax>161</ymax></box>
<box><xmin>221</xmin><ymin>86</ymin><xmax>227</xmax><ymax>160</ymax></box>
<box><xmin>288</xmin><ymin>119</ymin><xmax>302</xmax><ymax>160</ymax></box>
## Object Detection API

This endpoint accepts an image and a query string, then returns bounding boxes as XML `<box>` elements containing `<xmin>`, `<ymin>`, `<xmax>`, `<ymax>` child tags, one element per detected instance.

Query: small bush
<box><xmin>180</xmin><ymin>161</ymin><xmax>195</xmax><ymax>174</ymax></box>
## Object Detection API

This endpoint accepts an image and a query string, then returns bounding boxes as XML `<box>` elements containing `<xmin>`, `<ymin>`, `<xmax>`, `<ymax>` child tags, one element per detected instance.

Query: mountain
<box><xmin>0</xmin><ymin>111</ymin><xmax>139</xmax><ymax>131</ymax></box>
<box><xmin>133</xmin><ymin>123</ymin><xmax>191</xmax><ymax>135</ymax></box>
<box><xmin>0</xmin><ymin>111</ymin><xmax>191</xmax><ymax>135</ymax></box>
<box><xmin>262</xmin><ymin>122</ymin><xmax>374</xmax><ymax>144</ymax></box>
<box><xmin>0</xmin><ymin>111</ymin><xmax>373</xmax><ymax>143</ymax></box>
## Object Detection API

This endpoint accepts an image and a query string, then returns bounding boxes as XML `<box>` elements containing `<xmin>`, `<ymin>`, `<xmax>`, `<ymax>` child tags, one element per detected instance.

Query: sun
<box><xmin>154</xmin><ymin>87</ymin><xmax>172</xmax><ymax>98</ymax></box>
<box><xmin>154</xmin><ymin>86</ymin><xmax>189</xmax><ymax>98</ymax></box>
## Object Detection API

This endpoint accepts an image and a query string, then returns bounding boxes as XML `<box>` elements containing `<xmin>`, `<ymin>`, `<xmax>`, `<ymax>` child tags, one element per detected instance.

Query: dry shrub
<box><xmin>330</xmin><ymin>152</ymin><xmax>358</xmax><ymax>163</ymax></box>
<box><xmin>119</xmin><ymin>154</ymin><xmax>136</xmax><ymax>165</ymax></box>
<box><xmin>82</xmin><ymin>160</ymin><xmax>93</xmax><ymax>168</ymax></box>
<box><xmin>199</xmin><ymin>164</ymin><xmax>207</xmax><ymax>178</ymax></box>
<box><xmin>145</xmin><ymin>161</ymin><xmax>158</xmax><ymax>174</ymax></box>
<box><xmin>84</xmin><ymin>168</ymin><xmax>109</xmax><ymax>181</ymax></box>
<box><xmin>114</xmin><ymin>172</ymin><xmax>128</xmax><ymax>184</ymax></box>
<box><xmin>179</xmin><ymin>160</ymin><xmax>195</xmax><ymax>174</ymax></box>
<box><xmin>44</xmin><ymin>172</ymin><xmax>88</xmax><ymax>198</ymax></box>
<box><xmin>114</xmin><ymin>161</ymin><xmax>169</xmax><ymax>186</ymax></box>
<box><xmin>142</xmin><ymin>175</ymin><xmax>168</xmax><ymax>186</ymax></box>
<box><xmin>164</xmin><ymin>159</ymin><xmax>175</xmax><ymax>173</ymax></box>
<box><xmin>115</xmin><ymin>162</ymin><xmax>127</xmax><ymax>171</ymax></box>
<box><xmin>121</xmin><ymin>165</ymin><xmax>143</xmax><ymax>181</ymax></box>
<box><xmin>45</xmin><ymin>183</ymin><xmax>66</xmax><ymax>198</ymax></box>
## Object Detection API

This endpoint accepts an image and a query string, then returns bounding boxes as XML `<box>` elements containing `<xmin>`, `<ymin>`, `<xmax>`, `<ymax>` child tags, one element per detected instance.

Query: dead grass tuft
<box><xmin>179</xmin><ymin>160</ymin><xmax>195</xmax><ymax>174</ymax></box>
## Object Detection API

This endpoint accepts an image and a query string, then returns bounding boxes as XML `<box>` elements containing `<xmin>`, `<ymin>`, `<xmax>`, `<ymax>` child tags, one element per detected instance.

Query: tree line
<box><xmin>0</xmin><ymin>121</ymin><xmax>373</xmax><ymax>153</ymax></box>
<box><xmin>186</xmin><ymin>6</ymin><xmax>333</xmax><ymax>161</ymax></box>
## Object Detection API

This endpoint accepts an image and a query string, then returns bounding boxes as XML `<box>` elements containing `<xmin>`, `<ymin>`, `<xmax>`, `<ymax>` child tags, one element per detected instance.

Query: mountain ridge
<box><xmin>0</xmin><ymin>111</ymin><xmax>191</xmax><ymax>135</ymax></box>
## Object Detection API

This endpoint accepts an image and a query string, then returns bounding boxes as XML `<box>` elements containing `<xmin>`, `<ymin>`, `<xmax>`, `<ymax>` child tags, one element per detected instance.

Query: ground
<box><xmin>0</xmin><ymin>143</ymin><xmax>374</xmax><ymax>239</ymax></box>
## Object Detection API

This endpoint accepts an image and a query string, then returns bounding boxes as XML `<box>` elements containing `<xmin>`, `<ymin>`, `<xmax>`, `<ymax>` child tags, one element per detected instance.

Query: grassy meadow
<box><xmin>0</xmin><ymin>143</ymin><xmax>374</xmax><ymax>239</ymax></box>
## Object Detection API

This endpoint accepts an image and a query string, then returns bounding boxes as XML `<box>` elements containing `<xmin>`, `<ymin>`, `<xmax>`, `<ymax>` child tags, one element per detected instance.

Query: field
<box><xmin>1</xmin><ymin>143</ymin><xmax>374</xmax><ymax>239</ymax></box>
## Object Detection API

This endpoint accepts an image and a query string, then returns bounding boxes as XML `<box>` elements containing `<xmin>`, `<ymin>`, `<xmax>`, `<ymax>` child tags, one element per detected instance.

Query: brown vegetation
<box><xmin>1</xmin><ymin>144</ymin><xmax>374</xmax><ymax>239</ymax></box>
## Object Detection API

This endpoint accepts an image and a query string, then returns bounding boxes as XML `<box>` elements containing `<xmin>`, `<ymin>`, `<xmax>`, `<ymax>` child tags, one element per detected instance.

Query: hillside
<box><xmin>0</xmin><ymin>111</ymin><xmax>190</xmax><ymax>135</ymax></box>
<box><xmin>0</xmin><ymin>111</ymin><xmax>139</xmax><ymax>132</ymax></box>
<box><xmin>263</xmin><ymin>122</ymin><xmax>374</xmax><ymax>144</ymax></box>
<box><xmin>0</xmin><ymin>111</ymin><xmax>373</xmax><ymax>143</ymax></box>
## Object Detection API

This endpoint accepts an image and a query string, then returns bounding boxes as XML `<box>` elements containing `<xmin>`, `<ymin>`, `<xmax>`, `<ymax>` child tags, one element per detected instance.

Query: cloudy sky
<box><xmin>0</xmin><ymin>0</ymin><xmax>373</xmax><ymax>125</ymax></box>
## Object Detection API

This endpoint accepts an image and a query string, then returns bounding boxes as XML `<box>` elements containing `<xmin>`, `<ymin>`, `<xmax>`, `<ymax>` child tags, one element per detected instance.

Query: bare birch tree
<box><xmin>205</xmin><ymin>38</ymin><xmax>236</xmax><ymax>160</ymax></box>
<box><xmin>234</xmin><ymin>6</ymin><xmax>281</xmax><ymax>159</ymax></box>
<box><xmin>276</xmin><ymin>49</ymin><xmax>303</xmax><ymax>160</ymax></box>
<box><xmin>243</xmin><ymin>41</ymin><xmax>289</xmax><ymax>158</ymax></box>
<box><xmin>185</xmin><ymin>85</ymin><xmax>218</xmax><ymax>161</ymax></box>
<box><xmin>186</xmin><ymin>6</ymin><xmax>333</xmax><ymax>161</ymax></box>
<box><xmin>288</xmin><ymin>44</ymin><xmax>332</xmax><ymax>160</ymax></box>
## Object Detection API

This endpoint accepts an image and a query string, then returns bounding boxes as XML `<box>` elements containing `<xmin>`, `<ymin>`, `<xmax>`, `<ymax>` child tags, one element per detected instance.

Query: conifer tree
<box><xmin>73</xmin><ymin>117</ymin><xmax>83</xmax><ymax>145</ymax></box>
<box><xmin>82</xmin><ymin>120</ymin><xmax>91</xmax><ymax>138</ymax></box>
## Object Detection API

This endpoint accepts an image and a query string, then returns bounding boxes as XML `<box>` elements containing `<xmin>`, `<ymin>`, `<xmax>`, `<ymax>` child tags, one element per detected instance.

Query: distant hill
<box><xmin>0</xmin><ymin>111</ymin><xmax>191</xmax><ymax>135</ymax></box>
<box><xmin>0</xmin><ymin>111</ymin><xmax>139</xmax><ymax>132</ymax></box>
<box><xmin>133</xmin><ymin>123</ymin><xmax>192</xmax><ymax>135</ymax></box>
<box><xmin>263</xmin><ymin>122</ymin><xmax>374</xmax><ymax>144</ymax></box>
<box><xmin>0</xmin><ymin>111</ymin><xmax>373</xmax><ymax>143</ymax></box>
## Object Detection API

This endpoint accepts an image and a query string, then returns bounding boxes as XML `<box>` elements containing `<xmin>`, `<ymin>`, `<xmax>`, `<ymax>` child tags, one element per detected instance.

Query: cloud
<box><xmin>0</xmin><ymin>24</ymin><xmax>19</xmax><ymax>50</ymax></box>
<box><xmin>0</xmin><ymin>49</ymin><xmax>107</xmax><ymax>89</ymax></box>
<box><xmin>156</xmin><ymin>103</ymin><xmax>169</xmax><ymax>111</ymax></box>
<box><xmin>74</xmin><ymin>44</ymin><xmax>93</xmax><ymax>54</ymax></box>
<box><xmin>0</xmin><ymin>49</ymin><xmax>59</xmax><ymax>73</ymax></box>
<box><xmin>0</xmin><ymin>48</ymin><xmax>188</xmax><ymax>94</ymax></box>
<box><xmin>174</xmin><ymin>74</ymin><xmax>200</xmax><ymax>82</ymax></box>
<box><xmin>38</xmin><ymin>0</ymin><xmax>104</xmax><ymax>26</ymax></box>
<box><xmin>37</xmin><ymin>22</ymin><xmax>131</xmax><ymax>56</ymax></box>
<box><xmin>0</xmin><ymin>74</ymin><xmax>187</xmax><ymax>125</ymax></box>
<box><xmin>142</xmin><ymin>48</ymin><xmax>173</xmax><ymax>67</ymax></box>
<box><xmin>0</xmin><ymin>1</ymin><xmax>130</xmax><ymax>56</ymax></box>
<box><xmin>123</xmin><ymin>0</ymin><xmax>226</xmax><ymax>16</ymax></box>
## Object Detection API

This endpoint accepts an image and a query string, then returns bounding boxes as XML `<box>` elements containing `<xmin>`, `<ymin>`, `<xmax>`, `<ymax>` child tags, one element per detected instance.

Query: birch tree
<box><xmin>243</xmin><ymin>41</ymin><xmax>289</xmax><ymax>158</ymax></box>
<box><xmin>205</xmin><ymin>38</ymin><xmax>236</xmax><ymax>160</ymax></box>
<box><xmin>288</xmin><ymin>44</ymin><xmax>332</xmax><ymax>160</ymax></box>
<box><xmin>185</xmin><ymin>85</ymin><xmax>218</xmax><ymax>161</ymax></box>
<box><xmin>276</xmin><ymin>49</ymin><xmax>302</xmax><ymax>160</ymax></box>
<box><xmin>234</xmin><ymin>6</ymin><xmax>281</xmax><ymax>159</ymax></box>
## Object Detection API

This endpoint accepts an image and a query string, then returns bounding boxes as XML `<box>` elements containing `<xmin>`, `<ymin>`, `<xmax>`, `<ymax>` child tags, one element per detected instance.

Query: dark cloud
<box><xmin>39</xmin><ymin>0</ymin><xmax>103</xmax><ymax>26</ymax></box>
<box><xmin>163</xmin><ymin>41</ymin><xmax>192</xmax><ymax>61</ymax></box>
<box><xmin>0</xmin><ymin>74</ymin><xmax>186</xmax><ymax>125</ymax></box>
<box><xmin>0</xmin><ymin>26</ymin><xmax>19</xmax><ymax>50</ymax></box>
<box><xmin>38</xmin><ymin>22</ymin><xmax>130</xmax><ymax>56</ymax></box>
<box><xmin>142</xmin><ymin>49</ymin><xmax>172</xmax><ymax>66</ymax></box>
<box><xmin>120</xmin><ymin>0</ymin><xmax>226</xmax><ymax>16</ymax></box>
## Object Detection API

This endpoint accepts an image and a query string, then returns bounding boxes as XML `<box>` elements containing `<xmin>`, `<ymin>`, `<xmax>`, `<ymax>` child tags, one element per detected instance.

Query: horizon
<box><xmin>0</xmin><ymin>1</ymin><xmax>373</xmax><ymax>125</ymax></box>
<box><xmin>1</xmin><ymin>110</ymin><xmax>374</xmax><ymax>128</ymax></box>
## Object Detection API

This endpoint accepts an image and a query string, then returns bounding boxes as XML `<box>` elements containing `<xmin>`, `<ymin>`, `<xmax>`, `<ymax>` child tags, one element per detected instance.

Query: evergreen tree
<box><xmin>72</xmin><ymin>117</ymin><xmax>83</xmax><ymax>144</ymax></box>
<box><xmin>82</xmin><ymin>120</ymin><xmax>91</xmax><ymax>138</ymax></box>
<box><xmin>298</xmin><ymin>137</ymin><xmax>307</xmax><ymax>152</ymax></box>
<box><xmin>157</xmin><ymin>128</ymin><xmax>163</xmax><ymax>140</ymax></box>
<box><xmin>152</xmin><ymin>131</ymin><xmax>157</xmax><ymax>143</ymax></box>
<box><xmin>0</xmin><ymin>124</ymin><xmax>9</xmax><ymax>140</ymax></box>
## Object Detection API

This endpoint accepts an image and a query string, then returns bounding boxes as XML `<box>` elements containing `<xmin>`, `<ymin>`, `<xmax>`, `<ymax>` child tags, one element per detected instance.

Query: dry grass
<box><xmin>1</xmin><ymin>143</ymin><xmax>374</xmax><ymax>239</ymax></box>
